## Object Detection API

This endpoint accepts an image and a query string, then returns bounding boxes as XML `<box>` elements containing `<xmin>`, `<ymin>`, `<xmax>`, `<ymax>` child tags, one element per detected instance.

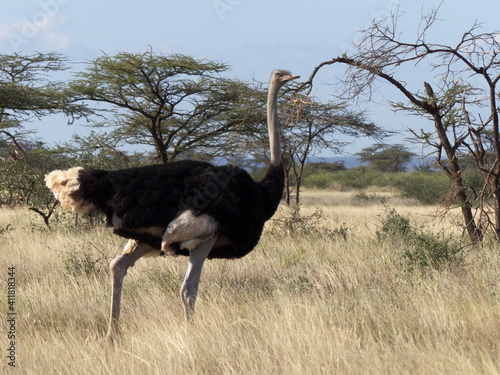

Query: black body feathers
<box><xmin>71</xmin><ymin>160</ymin><xmax>284</xmax><ymax>259</ymax></box>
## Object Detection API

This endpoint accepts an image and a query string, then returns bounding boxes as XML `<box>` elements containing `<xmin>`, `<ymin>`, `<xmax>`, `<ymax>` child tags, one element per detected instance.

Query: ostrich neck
<box><xmin>267</xmin><ymin>83</ymin><xmax>281</xmax><ymax>165</ymax></box>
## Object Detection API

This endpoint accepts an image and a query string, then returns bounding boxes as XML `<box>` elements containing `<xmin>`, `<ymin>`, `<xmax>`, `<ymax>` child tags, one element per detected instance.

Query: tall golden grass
<box><xmin>1</xmin><ymin>191</ymin><xmax>499</xmax><ymax>374</ymax></box>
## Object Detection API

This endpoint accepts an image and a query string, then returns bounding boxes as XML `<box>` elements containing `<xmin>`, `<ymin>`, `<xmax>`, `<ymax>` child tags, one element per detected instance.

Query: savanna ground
<box><xmin>1</xmin><ymin>190</ymin><xmax>499</xmax><ymax>374</ymax></box>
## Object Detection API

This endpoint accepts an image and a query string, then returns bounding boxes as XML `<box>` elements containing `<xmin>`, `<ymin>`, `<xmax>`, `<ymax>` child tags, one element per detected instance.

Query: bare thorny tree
<box><xmin>280</xmin><ymin>96</ymin><xmax>379</xmax><ymax>205</ymax></box>
<box><xmin>304</xmin><ymin>7</ymin><xmax>499</xmax><ymax>243</ymax></box>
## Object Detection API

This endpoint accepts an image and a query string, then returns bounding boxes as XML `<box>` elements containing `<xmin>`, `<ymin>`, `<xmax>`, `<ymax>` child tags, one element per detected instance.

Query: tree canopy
<box><xmin>356</xmin><ymin>144</ymin><xmax>415</xmax><ymax>172</ymax></box>
<box><xmin>0</xmin><ymin>52</ymin><xmax>87</xmax><ymax>159</ymax></box>
<box><xmin>71</xmin><ymin>51</ymin><xmax>265</xmax><ymax>163</ymax></box>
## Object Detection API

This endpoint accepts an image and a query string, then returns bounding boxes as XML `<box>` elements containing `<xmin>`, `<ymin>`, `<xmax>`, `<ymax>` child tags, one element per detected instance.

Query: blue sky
<box><xmin>1</xmin><ymin>0</ymin><xmax>499</xmax><ymax>157</ymax></box>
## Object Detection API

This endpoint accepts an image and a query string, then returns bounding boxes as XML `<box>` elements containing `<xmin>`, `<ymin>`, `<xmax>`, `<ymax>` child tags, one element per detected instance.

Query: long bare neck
<box><xmin>267</xmin><ymin>82</ymin><xmax>281</xmax><ymax>165</ymax></box>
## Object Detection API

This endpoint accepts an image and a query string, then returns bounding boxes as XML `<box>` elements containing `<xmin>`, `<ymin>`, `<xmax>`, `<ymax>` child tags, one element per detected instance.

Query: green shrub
<box><xmin>378</xmin><ymin>208</ymin><xmax>463</xmax><ymax>270</ymax></box>
<box><xmin>299</xmin><ymin>166</ymin><xmax>476</xmax><ymax>208</ymax></box>
<box><xmin>402</xmin><ymin>232</ymin><xmax>463</xmax><ymax>270</ymax></box>
<box><xmin>302</xmin><ymin>171</ymin><xmax>336</xmax><ymax>189</ymax></box>
<box><xmin>62</xmin><ymin>249</ymin><xmax>108</xmax><ymax>278</ymax></box>
<box><xmin>377</xmin><ymin>208</ymin><xmax>411</xmax><ymax>238</ymax></box>
<box><xmin>331</xmin><ymin>167</ymin><xmax>386</xmax><ymax>189</ymax></box>
<box><xmin>394</xmin><ymin>171</ymin><xmax>452</xmax><ymax>205</ymax></box>
<box><xmin>270</xmin><ymin>205</ymin><xmax>349</xmax><ymax>240</ymax></box>
<box><xmin>303</xmin><ymin>167</ymin><xmax>391</xmax><ymax>190</ymax></box>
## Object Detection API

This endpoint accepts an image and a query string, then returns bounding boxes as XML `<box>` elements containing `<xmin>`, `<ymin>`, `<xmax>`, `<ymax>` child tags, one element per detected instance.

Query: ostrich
<box><xmin>45</xmin><ymin>69</ymin><xmax>299</xmax><ymax>340</ymax></box>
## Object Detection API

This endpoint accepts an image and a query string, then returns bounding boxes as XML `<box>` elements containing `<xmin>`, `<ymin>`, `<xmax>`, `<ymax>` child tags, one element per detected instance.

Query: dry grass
<box><xmin>1</xmin><ymin>190</ymin><xmax>499</xmax><ymax>374</ymax></box>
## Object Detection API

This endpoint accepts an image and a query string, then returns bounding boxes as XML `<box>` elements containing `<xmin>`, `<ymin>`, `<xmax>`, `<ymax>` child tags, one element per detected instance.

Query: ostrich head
<box><xmin>271</xmin><ymin>70</ymin><xmax>300</xmax><ymax>87</ymax></box>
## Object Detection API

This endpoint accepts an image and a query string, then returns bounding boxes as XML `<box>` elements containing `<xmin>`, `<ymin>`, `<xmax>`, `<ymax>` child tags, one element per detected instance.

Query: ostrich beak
<box><xmin>284</xmin><ymin>74</ymin><xmax>300</xmax><ymax>82</ymax></box>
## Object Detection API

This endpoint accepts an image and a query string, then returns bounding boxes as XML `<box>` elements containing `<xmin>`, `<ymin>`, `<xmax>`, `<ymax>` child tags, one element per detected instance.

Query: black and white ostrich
<box><xmin>45</xmin><ymin>70</ymin><xmax>299</xmax><ymax>340</ymax></box>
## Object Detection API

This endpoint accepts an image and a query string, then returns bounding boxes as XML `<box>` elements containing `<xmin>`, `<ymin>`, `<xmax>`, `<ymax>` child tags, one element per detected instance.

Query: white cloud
<box><xmin>0</xmin><ymin>21</ymin><xmax>24</xmax><ymax>43</ymax></box>
<box><xmin>0</xmin><ymin>11</ymin><xmax>73</xmax><ymax>52</ymax></box>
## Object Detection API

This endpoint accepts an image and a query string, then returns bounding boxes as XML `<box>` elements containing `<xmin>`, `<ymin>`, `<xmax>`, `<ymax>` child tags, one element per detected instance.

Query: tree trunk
<box><xmin>487</xmin><ymin>176</ymin><xmax>500</xmax><ymax>240</ymax></box>
<box><xmin>488</xmin><ymin>82</ymin><xmax>500</xmax><ymax>240</ymax></box>
<box><xmin>493</xmin><ymin>190</ymin><xmax>500</xmax><ymax>240</ymax></box>
<box><xmin>295</xmin><ymin>178</ymin><xmax>301</xmax><ymax>206</ymax></box>
<box><xmin>433</xmin><ymin>112</ymin><xmax>482</xmax><ymax>243</ymax></box>
<box><xmin>294</xmin><ymin>163</ymin><xmax>305</xmax><ymax>206</ymax></box>
<box><xmin>456</xmin><ymin>189</ymin><xmax>482</xmax><ymax>243</ymax></box>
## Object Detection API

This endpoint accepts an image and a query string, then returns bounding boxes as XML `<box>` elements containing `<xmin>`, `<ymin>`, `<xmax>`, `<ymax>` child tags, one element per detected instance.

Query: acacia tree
<box><xmin>71</xmin><ymin>50</ymin><xmax>262</xmax><ymax>163</ymax></box>
<box><xmin>356</xmin><ymin>144</ymin><xmax>415</xmax><ymax>172</ymax></box>
<box><xmin>305</xmin><ymin>8</ymin><xmax>499</xmax><ymax>243</ymax></box>
<box><xmin>0</xmin><ymin>52</ymin><xmax>88</xmax><ymax>226</ymax></box>
<box><xmin>0</xmin><ymin>52</ymin><xmax>85</xmax><ymax>157</ymax></box>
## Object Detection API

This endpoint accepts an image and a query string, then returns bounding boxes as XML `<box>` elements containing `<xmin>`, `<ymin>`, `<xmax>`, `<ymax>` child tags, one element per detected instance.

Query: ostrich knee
<box><xmin>110</xmin><ymin>254</ymin><xmax>129</xmax><ymax>280</ymax></box>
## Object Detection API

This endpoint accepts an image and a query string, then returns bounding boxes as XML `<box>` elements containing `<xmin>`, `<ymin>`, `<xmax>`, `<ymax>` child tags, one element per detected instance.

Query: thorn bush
<box><xmin>378</xmin><ymin>208</ymin><xmax>463</xmax><ymax>270</ymax></box>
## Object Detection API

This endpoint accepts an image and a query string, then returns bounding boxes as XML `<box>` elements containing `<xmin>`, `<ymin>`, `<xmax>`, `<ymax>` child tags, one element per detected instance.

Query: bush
<box><xmin>298</xmin><ymin>166</ymin><xmax>477</xmax><ymax>208</ymax></box>
<box><xmin>304</xmin><ymin>161</ymin><xmax>346</xmax><ymax>173</ymax></box>
<box><xmin>377</xmin><ymin>208</ymin><xmax>411</xmax><ymax>238</ymax></box>
<box><xmin>332</xmin><ymin>167</ymin><xmax>387</xmax><ymax>189</ymax></box>
<box><xmin>402</xmin><ymin>232</ymin><xmax>463</xmax><ymax>270</ymax></box>
<box><xmin>302</xmin><ymin>171</ymin><xmax>336</xmax><ymax>189</ymax></box>
<box><xmin>62</xmin><ymin>248</ymin><xmax>108</xmax><ymax>278</ymax></box>
<box><xmin>303</xmin><ymin>167</ymin><xmax>390</xmax><ymax>190</ymax></box>
<box><xmin>394</xmin><ymin>171</ymin><xmax>452</xmax><ymax>205</ymax></box>
<box><xmin>378</xmin><ymin>208</ymin><xmax>463</xmax><ymax>270</ymax></box>
<box><xmin>270</xmin><ymin>205</ymin><xmax>349</xmax><ymax>240</ymax></box>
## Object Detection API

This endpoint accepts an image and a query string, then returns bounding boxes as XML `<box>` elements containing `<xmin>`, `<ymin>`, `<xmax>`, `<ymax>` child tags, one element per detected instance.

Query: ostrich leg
<box><xmin>106</xmin><ymin>240</ymin><xmax>157</xmax><ymax>341</ymax></box>
<box><xmin>180</xmin><ymin>237</ymin><xmax>217</xmax><ymax>321</ymax></box>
